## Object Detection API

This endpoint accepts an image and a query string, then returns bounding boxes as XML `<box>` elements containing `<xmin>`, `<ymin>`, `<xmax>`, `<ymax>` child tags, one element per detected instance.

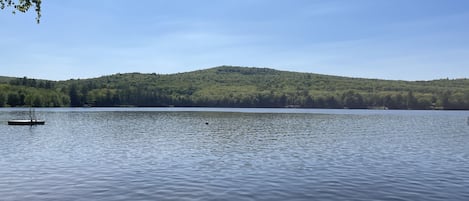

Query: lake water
<box><xmin>1</xmin><ymin>108</ymin><xmax>468</xmax><ymax>201</ymax></box>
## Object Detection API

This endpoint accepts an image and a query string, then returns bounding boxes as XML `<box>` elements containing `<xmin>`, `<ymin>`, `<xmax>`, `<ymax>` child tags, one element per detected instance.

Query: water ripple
<box><xmin>1</xmin><ymin>109</ymin><xmax>468</xmax><ymax>200</ymax></box>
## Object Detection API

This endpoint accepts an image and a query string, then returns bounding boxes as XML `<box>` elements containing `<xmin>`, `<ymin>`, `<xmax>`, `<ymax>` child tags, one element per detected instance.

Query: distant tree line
<box><xmin>0</xmin><ymin>84</ymin><xmax>69</xmax><ymax>107</ymax></box>
<box><xmin>62</xmin><ymin>87</ymin><xmax>467</xmax><ymax>110</ymax></box>
<box><xmin>2</xmin><ymin>67</ymin><xmax>469</xmax><ymax>109</ymax></box>
<box><xmin>8</xmin><ymin>76</ymin><xmax>56</xmax><ymax>89</ymax></box>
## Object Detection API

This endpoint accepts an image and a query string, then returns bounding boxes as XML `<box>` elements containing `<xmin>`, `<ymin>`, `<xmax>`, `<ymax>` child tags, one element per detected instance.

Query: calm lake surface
<box><xmin>1</xmin><ymin>108</ymin><xmax>468</xmax><ymax>201</ymax></box>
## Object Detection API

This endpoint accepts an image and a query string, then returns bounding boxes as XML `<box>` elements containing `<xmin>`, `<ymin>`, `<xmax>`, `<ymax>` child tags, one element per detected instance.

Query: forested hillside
<box><xmin>1</xmin><ymin>66</ymin><xmax>469</xmax><ymax>109</ymax></box>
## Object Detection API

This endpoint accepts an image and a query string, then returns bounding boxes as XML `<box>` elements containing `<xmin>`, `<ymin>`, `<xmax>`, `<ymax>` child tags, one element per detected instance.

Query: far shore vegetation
<box><xmin>1</xmin><ymin>66</ymin><xmax>468</xmax><ymax>110</ymax></box>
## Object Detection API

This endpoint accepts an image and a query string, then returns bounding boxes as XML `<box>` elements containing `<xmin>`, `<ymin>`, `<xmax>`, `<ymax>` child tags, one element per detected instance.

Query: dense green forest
<box><xmin>1</xmin><ymin>66</ymin><xmax>469</xmax><ymax>109</ymax></box>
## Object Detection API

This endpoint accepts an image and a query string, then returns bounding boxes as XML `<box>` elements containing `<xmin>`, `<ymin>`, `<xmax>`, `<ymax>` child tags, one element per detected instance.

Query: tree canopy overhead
<box><xmin>0</xmin><ymin>0</ymin><xmax>41</xmax><ymax>23</ymax></box>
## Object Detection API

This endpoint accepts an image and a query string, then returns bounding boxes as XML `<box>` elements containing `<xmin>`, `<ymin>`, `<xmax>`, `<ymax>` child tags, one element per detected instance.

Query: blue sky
<box><xmin>1</xmin><ymin>0</ymin><xmax>469</xmax><ymax>80</ymax></box>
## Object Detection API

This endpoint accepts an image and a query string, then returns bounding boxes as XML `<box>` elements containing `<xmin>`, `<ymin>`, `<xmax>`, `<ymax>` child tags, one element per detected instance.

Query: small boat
<box><xmin>8</xmin><ymin>119</ymin><xmax>45</xmax><ymax>125</ymax></box>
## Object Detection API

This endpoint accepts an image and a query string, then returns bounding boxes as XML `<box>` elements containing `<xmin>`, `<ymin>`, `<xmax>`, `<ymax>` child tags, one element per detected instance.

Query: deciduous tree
<box><xmin>0</xmin><ymin>0</ymin><xmax>41</xmax><ymax>23</ymax></box>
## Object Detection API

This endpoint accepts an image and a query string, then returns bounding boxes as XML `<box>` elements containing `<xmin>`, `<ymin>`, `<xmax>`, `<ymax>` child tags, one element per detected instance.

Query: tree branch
<box><xmin>0</xmin><ymin>0</ymin><xmax>41</xmax><ymax>23</ymax></box>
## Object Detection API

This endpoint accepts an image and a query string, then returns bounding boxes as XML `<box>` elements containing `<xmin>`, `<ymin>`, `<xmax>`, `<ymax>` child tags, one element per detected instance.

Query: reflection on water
<box><xmin>1</xmin><ymin>108</ymin><xmax>469</xmax><ymax>201</ymax></box>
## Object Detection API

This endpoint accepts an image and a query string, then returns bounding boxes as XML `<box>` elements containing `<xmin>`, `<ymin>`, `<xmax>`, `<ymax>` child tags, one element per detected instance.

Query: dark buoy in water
<box><xmin>205</xmin><ymin>122</ymin><xmax>209</xmax><ymax>125</ymax></box>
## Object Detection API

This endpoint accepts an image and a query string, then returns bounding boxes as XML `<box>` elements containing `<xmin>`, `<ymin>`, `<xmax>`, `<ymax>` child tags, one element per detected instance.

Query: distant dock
<box><xmin>8</xmin><ymin>120</ymin><xmax>45</xmax><ymax>126</ymax></box>
<box><xmin>8</xmin><ymin>107</ymin><xmax>45</xmax><ymax>125</ymax></box>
